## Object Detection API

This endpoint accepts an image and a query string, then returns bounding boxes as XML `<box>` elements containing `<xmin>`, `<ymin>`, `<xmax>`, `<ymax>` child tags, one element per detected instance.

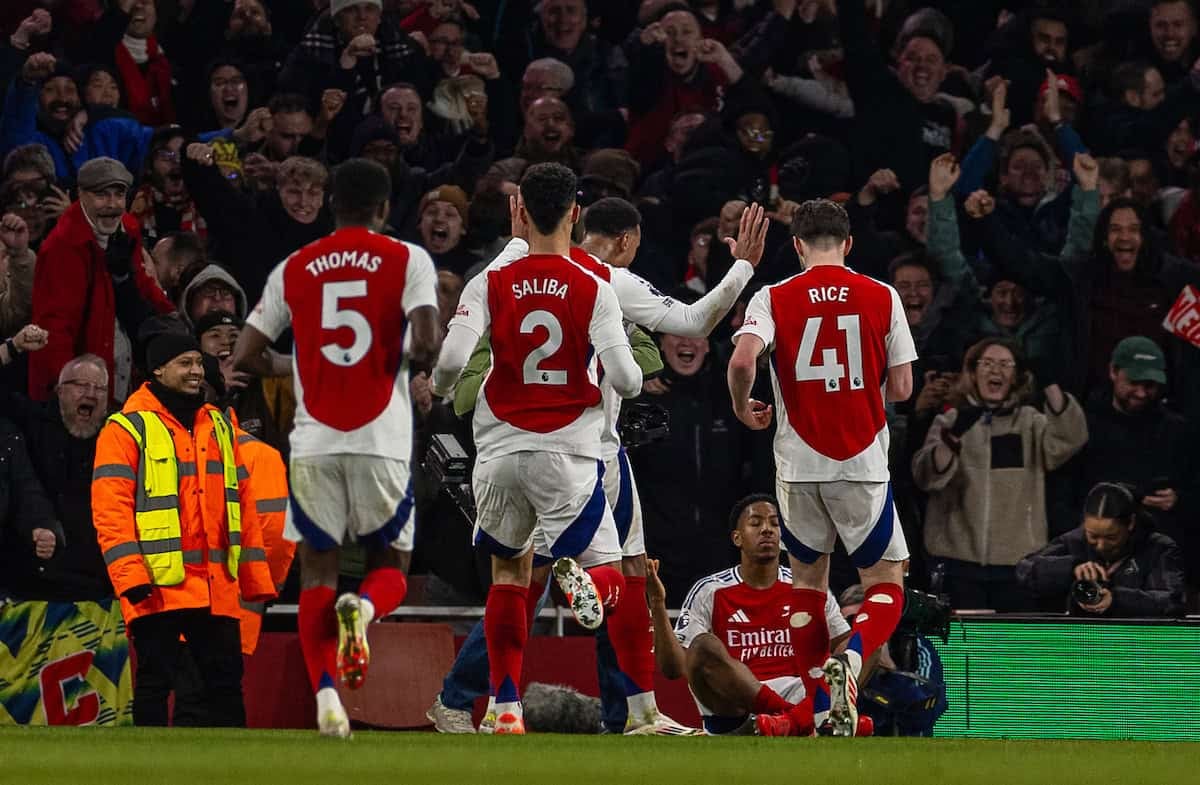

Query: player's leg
<box><xmin>334</xmin><ymin>456</ymin><xmax>416</xmax><ymax>693</ymax></box>
<box><xmin>777</xmin><ymin>480</ymin><xmax>837</xmax><ymax>722</ymax></box>
<box><xmin>823</xmin><ymin>480</ymin><xmax>909</xmax><ymax>736</ymax></box>
<box><xmin>285</xmin><ymin>455</ymin><xmax>351</xmax><ymax>737</ymax></box>
<box><xmin>685</xmin><ymin>633</ymin><xmax>774</xmax><ymax>717</ymax></box>
<box><xmin>473</xmin><ymin>453</ymin><xmax>540</xmax><ymax>734</ymax></box>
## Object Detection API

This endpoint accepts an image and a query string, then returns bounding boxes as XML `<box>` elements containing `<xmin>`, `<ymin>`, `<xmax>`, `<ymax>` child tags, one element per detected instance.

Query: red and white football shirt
<box><xmin>675</xmin><ymin>566</ymin><xmax>848</xmax><ymax>683</ymax></box>
<box><xmin>246</xmin><ymin>227</ymin><xmax>437</xmax><ymax>460</ymax></box>
<box><xmin>735</xmin><ymin>266</ymin><xmax>917</xmax><ymax>482</ymax></box>
<box><xmin>448</xmin><ymin>252</ymin><xmax>627</xmax><ymax>463</ymax></box>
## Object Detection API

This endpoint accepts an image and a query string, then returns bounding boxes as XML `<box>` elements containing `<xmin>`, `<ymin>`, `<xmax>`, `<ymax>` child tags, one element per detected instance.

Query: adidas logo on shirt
<box><xmin>727</xmin><ymin>609</ymin><xmax>751</xmax><ymax>624</ymax></box>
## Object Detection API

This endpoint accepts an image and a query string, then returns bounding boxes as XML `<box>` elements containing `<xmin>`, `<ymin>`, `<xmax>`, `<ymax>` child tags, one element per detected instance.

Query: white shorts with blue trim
<box><xmin>473</xmin><ymin>451</ymin><xmax>620</xmax><ymax>565</ymax></box>
<box><xmin>533</xmin><ymin>448</ymin><xmax>643</xmax><ymax>566</ymax></box>
<box><xmin>776</xmin><ymin>480</ymin><xmax>909</xmax><ymax>568</ymax></box>
<box><xmin>285</xmin><ymin>454</ymin><xmax>415</xmax><ymax>552</ymax></box>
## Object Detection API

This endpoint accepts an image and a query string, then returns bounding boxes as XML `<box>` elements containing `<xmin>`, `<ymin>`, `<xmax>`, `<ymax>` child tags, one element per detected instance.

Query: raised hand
<box><xmin>0</xmin><ymin>213</ymin><xmax>30</xmax><ymax>254</ymax></box>
<box><xmin>964</xmin><ymin>189</ymin><xmax>996</xmax><ymax>219</ymax></box>
<box><xmin>724</xmin><ymin>203</ymin><xmax>770</xmax><ymax>266</ymax></box>
<box><xmin>1073</xmin><ymin>152</ymin><xmax>1099</xmax><ymax>191</ymax></box>
<box><xmin>986</xmin><ymin>79</ymin><xmax>1011</xmax><ymax>141</ymax></box>
<box><xmin>928</xmin><ymin>153</ymin><xmax>960</xmax><ymax>201</ymax></box>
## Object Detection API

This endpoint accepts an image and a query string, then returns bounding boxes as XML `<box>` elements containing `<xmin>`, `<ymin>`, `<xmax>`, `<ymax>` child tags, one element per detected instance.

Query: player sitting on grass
<box><xmin>648</xmin><ymin>494</ymin><xmax>873</xmax><ymax>736</ymax></box>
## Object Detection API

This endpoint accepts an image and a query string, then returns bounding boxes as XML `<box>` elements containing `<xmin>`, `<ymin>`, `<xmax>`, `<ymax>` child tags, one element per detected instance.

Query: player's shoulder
<box><xmin>682</xmin><ymin>567</ymin><xmax>741</xmax><ymax>607</ymax></box>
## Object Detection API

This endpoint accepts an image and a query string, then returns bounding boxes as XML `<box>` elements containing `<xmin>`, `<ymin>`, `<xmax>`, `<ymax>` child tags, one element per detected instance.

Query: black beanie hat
<box><xmin>146</xmin><ymin>332</ymin><xmax>201</xmax><ymax>372</ymax></box>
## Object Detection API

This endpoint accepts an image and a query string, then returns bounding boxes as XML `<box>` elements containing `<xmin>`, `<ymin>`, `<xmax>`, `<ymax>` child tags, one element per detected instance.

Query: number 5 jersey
<box><xmin>246</xmin><ymin>227</ymin><xmax>438</xmax><ymax>460</ymax></box>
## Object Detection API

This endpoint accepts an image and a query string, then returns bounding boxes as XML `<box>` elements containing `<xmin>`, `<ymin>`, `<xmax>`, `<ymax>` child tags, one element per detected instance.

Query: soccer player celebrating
<box><xmin>431</xmin><ymin>163</ymin><xmax>642</xmax><ymax>734</ymax></box>
<box><xmin>428</xmin><ymin>196</ymin><xmax>769</xmax><ymax>735</ymax></box>
<box><xmin>649</xmin><ymin>495</ymin><xmax>854</xmax><ymax>736</ymax></box>
<box><xmin>233</xmin><ymin>159</ymin><xmax>441</xmax><ymax>737</ymax></box>
<box><xmin>727</xmin><ymin>199</ymin><xmax>917</xmax><ymax>736</ymax></box>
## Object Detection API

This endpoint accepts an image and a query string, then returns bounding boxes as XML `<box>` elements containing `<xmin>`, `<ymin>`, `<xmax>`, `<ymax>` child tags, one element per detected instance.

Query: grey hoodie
<box><xmin>177</xmin><ymin>264</ymin><xmax>248</xmax><ymax>328</ymax></box>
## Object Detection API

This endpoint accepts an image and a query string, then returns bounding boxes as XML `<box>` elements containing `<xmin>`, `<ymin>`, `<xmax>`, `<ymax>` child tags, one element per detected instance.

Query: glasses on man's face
<box><xmin>60</xmin><ymin>379</ymin><xmax>108</xmax><ymax>395</ymax></box>
<box><xmin>155</xmin><ymin>150</ymin><xmax>181</xmax><ymax>163</ymax></box>
<box><xmin>977</xmin><ymin>358</ymin><xmax>1016</xmax><ymax>372</ymax></box>
<box><xmin>212</xmin><ymin>77</ymin><xmax>247</xmax><ymax>91</ymax></box>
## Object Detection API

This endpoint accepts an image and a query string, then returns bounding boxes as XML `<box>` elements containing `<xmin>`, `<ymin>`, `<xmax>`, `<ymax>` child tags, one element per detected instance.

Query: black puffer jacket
<box><xmin>0</xmin><ymin>416</ymin><xmax>61</xmax><ymax>598</ymax></box>
<box><xmin>1015</xmin><ymin>523</ymin><xmax>1187</xmax><ymax>617</ymax></box>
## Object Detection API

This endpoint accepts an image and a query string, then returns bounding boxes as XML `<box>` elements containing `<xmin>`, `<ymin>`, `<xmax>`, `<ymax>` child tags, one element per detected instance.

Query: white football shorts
<box><xmin>285</xmin><ymin>454</ymin><xmax>414</xmax><ymax>552</ymax></box>
<box><xmin>473</xmin><ymin>450</ymin><xmax>620</xmax><ymax>564</ymax></box>
<box><xmin>776</xmin><ymin>479</ymin><xmax>909</xmax><ymax>568</ymax></box>
<box><xmin>533</xmin><ymin>447</ymin><xmax>643</xmax><ymax>567</ymax></box>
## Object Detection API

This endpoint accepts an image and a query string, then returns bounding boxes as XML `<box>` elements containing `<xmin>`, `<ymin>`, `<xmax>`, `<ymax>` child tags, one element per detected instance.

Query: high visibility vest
<box><xmin>107</xmin><ymin>409</ymin><xmax>242</xmax><ymax>586</ymax></box>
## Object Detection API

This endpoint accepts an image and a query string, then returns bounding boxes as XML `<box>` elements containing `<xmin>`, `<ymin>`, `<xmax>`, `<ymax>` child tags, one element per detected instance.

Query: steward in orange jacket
<box><xmin>234</xmin><ymin>427</ymin><xmax>294</xmax><ymax>655</ymax></box>
<box><xmin>92</xmin><ymin>334</ymin><xmax>275</xmax><ymax>727</ymax></box>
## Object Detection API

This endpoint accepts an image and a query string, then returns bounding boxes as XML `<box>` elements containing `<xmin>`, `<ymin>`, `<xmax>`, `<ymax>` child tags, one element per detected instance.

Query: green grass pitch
<box><xmin>2</xmin><ymin>728</ymin><xmax>1198</xmax><ymax>785</ymax></box>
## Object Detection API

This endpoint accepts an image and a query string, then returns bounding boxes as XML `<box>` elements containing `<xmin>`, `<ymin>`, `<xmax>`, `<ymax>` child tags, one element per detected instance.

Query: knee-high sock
<box><xmin>752</xmin><ymin>683</ymin><xmax>792</xmax><ymax>715</ymax></box>
<box><xmin>359</xmin><ymin>567</ymin><xmax>408</xmax><ymax>622</ymax></box>
<box><xmin>525</xmin><ymin>579</ymin><xmax>546</xmax><ymax>626</ymax></box>
<box><xmin>845</xmin><ymin>582</ymin><xmax>904</xmax><ymax>679</ymax></box>
<box><xmin>586</xmin><ymin>566</ymin><xmax>626</xmax><ymax>609</ymax></box>
<box><xmin>485</xmin><ymin>583</ymin><xmax>528</xmax><ymax>704</ymax></box>
<box><xmin>789</xmin><ymin>588</ymin><xmax>830</xmax><ymax>708</ymax></box>
<box><xmin>298</xmin><ymin>586</ymin><xmax>337</xmax><ymax>692</ymax></box>
<box><xmin>606</xmin><ymin>576</ymin><xmax>656</xmax><ymax>701</ymax></box>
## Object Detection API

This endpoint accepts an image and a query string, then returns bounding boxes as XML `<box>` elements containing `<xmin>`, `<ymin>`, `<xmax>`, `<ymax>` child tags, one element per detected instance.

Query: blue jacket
<box><xmin>1</xmin><ymin>78</ymin><xmax>230</xmax><ymax>184</ymax></box>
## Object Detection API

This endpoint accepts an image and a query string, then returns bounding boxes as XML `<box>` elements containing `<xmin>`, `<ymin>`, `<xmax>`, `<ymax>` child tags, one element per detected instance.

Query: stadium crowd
<box><xmin>2</xmin><ymin>0</ymin><xmax>1199</xmax><ymax>685</ymax></box>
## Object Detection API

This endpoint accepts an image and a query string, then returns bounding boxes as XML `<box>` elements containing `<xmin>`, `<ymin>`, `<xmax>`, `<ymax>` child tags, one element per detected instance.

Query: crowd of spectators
<box><xmin>1</xmin><ymin>0</ymin><xmax>1198</xmax><ymax>619</ymax></box>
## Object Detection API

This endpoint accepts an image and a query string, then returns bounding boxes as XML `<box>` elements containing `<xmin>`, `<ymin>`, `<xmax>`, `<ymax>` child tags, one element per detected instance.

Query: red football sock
<box><xmin>784</xmin><ymin>694</ymin><xmax>816</xmax><ymax>736</ymax></box>
<box><xmin>359</xmin><ymin>566</ymin><xmax>408</xmax><ymax>619</ymax></box>
<box><xmin>298</xmin><ymin>585</ymin><xmax>337</xmax><ymax>693</ymax></box>
<box><xmin>606</xmin><ymin>576</ymin><xmax>655</xmax><ymax>696</ymax></box>
<box><xmin>846</xmin><ymin>583</ymin><xmax>905</xmax><ymax>669</ymax></box>
<box><xmin>485</xmin><ymin>583</ymin><xmax>528</xmax><ymax>704</ymax></box>
<box><xmin>790</xmin><ymin>588</ymin><xmax>831</xmax><ymax>700</ymax></box>
<box><xmin>752</xmin><ymin>683</ymin><xmax>792</xmax><ymax>715</ymax></box>
<box><xmin>524</xmin><ymin>579</ymin><xmax>546</xmax><ymax>626</ymax></box>
<box><xmin>586</xmin><ymin>565</ymin><xmax>626</xmax><ymax>609</ymax></box>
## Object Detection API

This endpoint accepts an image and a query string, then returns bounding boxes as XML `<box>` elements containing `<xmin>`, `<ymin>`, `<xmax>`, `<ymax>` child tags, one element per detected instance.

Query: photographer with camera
<box><xmin>1016</xmin><ymin>482</ymin><xmax>1186</xmax><ymax>617</ymax></box>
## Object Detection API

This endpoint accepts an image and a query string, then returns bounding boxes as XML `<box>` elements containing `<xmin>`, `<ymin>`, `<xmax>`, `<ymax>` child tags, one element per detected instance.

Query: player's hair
<box><xmin>791</xmin><ymin>199</ymin><xmax>850</xmax><ymax>249</ymax></box>
<box><xmin>582</xmin><ymin>197</ymin><xmax>641</xmax><ymax>237</ymax></box>
<box><xmin>519</xmin><ymin>162</ymin><xmax>577</xmax><ymax>235</ymax></box>
<box><xmin>728</xmin><ymin>494</ymin><xmax>781</xmax><ymax>532</ymax></box>
<box><xmin>1097</xmin><ymin>157</ymin><xmax>1131</xmax><ymax>191</ymax></box>
<box><xmin>267</xmin><ymin>92</ymin><xmax>310</xmax><ymax>117</ymax></box>
<box><xmin>331</xmin><ymin>158</ymin><xmax>391</xmax><ymax>224</ymax></box>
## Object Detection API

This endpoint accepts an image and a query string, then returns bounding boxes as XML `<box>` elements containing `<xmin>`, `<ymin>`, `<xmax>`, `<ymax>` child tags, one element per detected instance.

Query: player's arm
<box><xmin>728</xmin><ymin>287</ymin><xmax>774</xmax><ymax>430</ymax></box>
<box><xmin>884</xmin><ymin>285</ymin><xmax>918</xmax><ymax>402</ymax></box>
<box><xmin>591</xmin><ymin>282</ymin><xmax>641</xmax><ymax>399</ymax></box>
<box><xmin>647</xmin><ymin>559</ymin><xmax>688</xmax><ymax>680</ymax></box>
<box><xmin>885</xmin><ymin>362</ymin><xmax>913</xmax><ymax>402</ymax></box>
<box><xmin>432</xmin><ymin>273</ymin><xmax>489</xmax><ymax>398</ymax></box>
<box><xmin>621</xmin><ymin>204</ymin><xmax>768</xmax><ymax>337</ymax></box>
<box><xmin>403</xmin><ymin>246</ymin><xmax>443</xmax><ymax>371</ymax></box>
<box><xmin>236</xmin><ymin>264</ymin><xmax>291</xmax><ymax>377</ymax></box>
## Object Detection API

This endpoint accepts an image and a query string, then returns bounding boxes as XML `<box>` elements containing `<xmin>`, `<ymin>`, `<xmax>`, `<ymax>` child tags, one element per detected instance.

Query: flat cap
<box><xmin>77</xmin><ymin>157</ymin><xmax>133</xmax><ymax>192</ymax></box>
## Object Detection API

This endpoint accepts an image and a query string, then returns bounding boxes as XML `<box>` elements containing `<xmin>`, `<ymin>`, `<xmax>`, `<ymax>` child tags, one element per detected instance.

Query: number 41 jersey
<box><xmin>735</xmin><ymin>265</ymin><xmax>917</xmax><ymax>482</ymax></box>
<box><xmin>246</xmin><ymin>227</ymin><xmax>437</xmax><ymax>460</ymax></box>
<box><xmin>448</xmin><ymin>253</ymin><xmax>628</xmax><ymax>464</ymax></box>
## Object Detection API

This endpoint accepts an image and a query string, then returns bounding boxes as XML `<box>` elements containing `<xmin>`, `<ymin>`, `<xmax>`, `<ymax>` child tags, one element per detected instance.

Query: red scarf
<box><xmin>114</xmin><ymin>35</ymin><xmax>175</xmax><ymax>126</ymax></box>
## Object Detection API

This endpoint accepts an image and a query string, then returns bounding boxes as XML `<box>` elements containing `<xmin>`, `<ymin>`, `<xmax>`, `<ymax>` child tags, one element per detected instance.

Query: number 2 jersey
<box><xmin>448</xmin><ymin>252</ymin><xmax>628</xmax><ymax>463</ymax></box>
<box><xmin>735</xmin><ymin>265</ymin><xmax>917</xmax><ymax>482</ymax></box>
<box><xmin>246</xmin><ymin>227</ymin><xmax>437</xmax><ymax>460</ymax></box>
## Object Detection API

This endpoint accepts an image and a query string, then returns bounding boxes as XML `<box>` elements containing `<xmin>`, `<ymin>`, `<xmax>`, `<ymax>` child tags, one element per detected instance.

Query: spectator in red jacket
<box><xmin>28</xmin><ymin>157</ymin><xmax>173</xmax><ymax>403</ymax></box>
